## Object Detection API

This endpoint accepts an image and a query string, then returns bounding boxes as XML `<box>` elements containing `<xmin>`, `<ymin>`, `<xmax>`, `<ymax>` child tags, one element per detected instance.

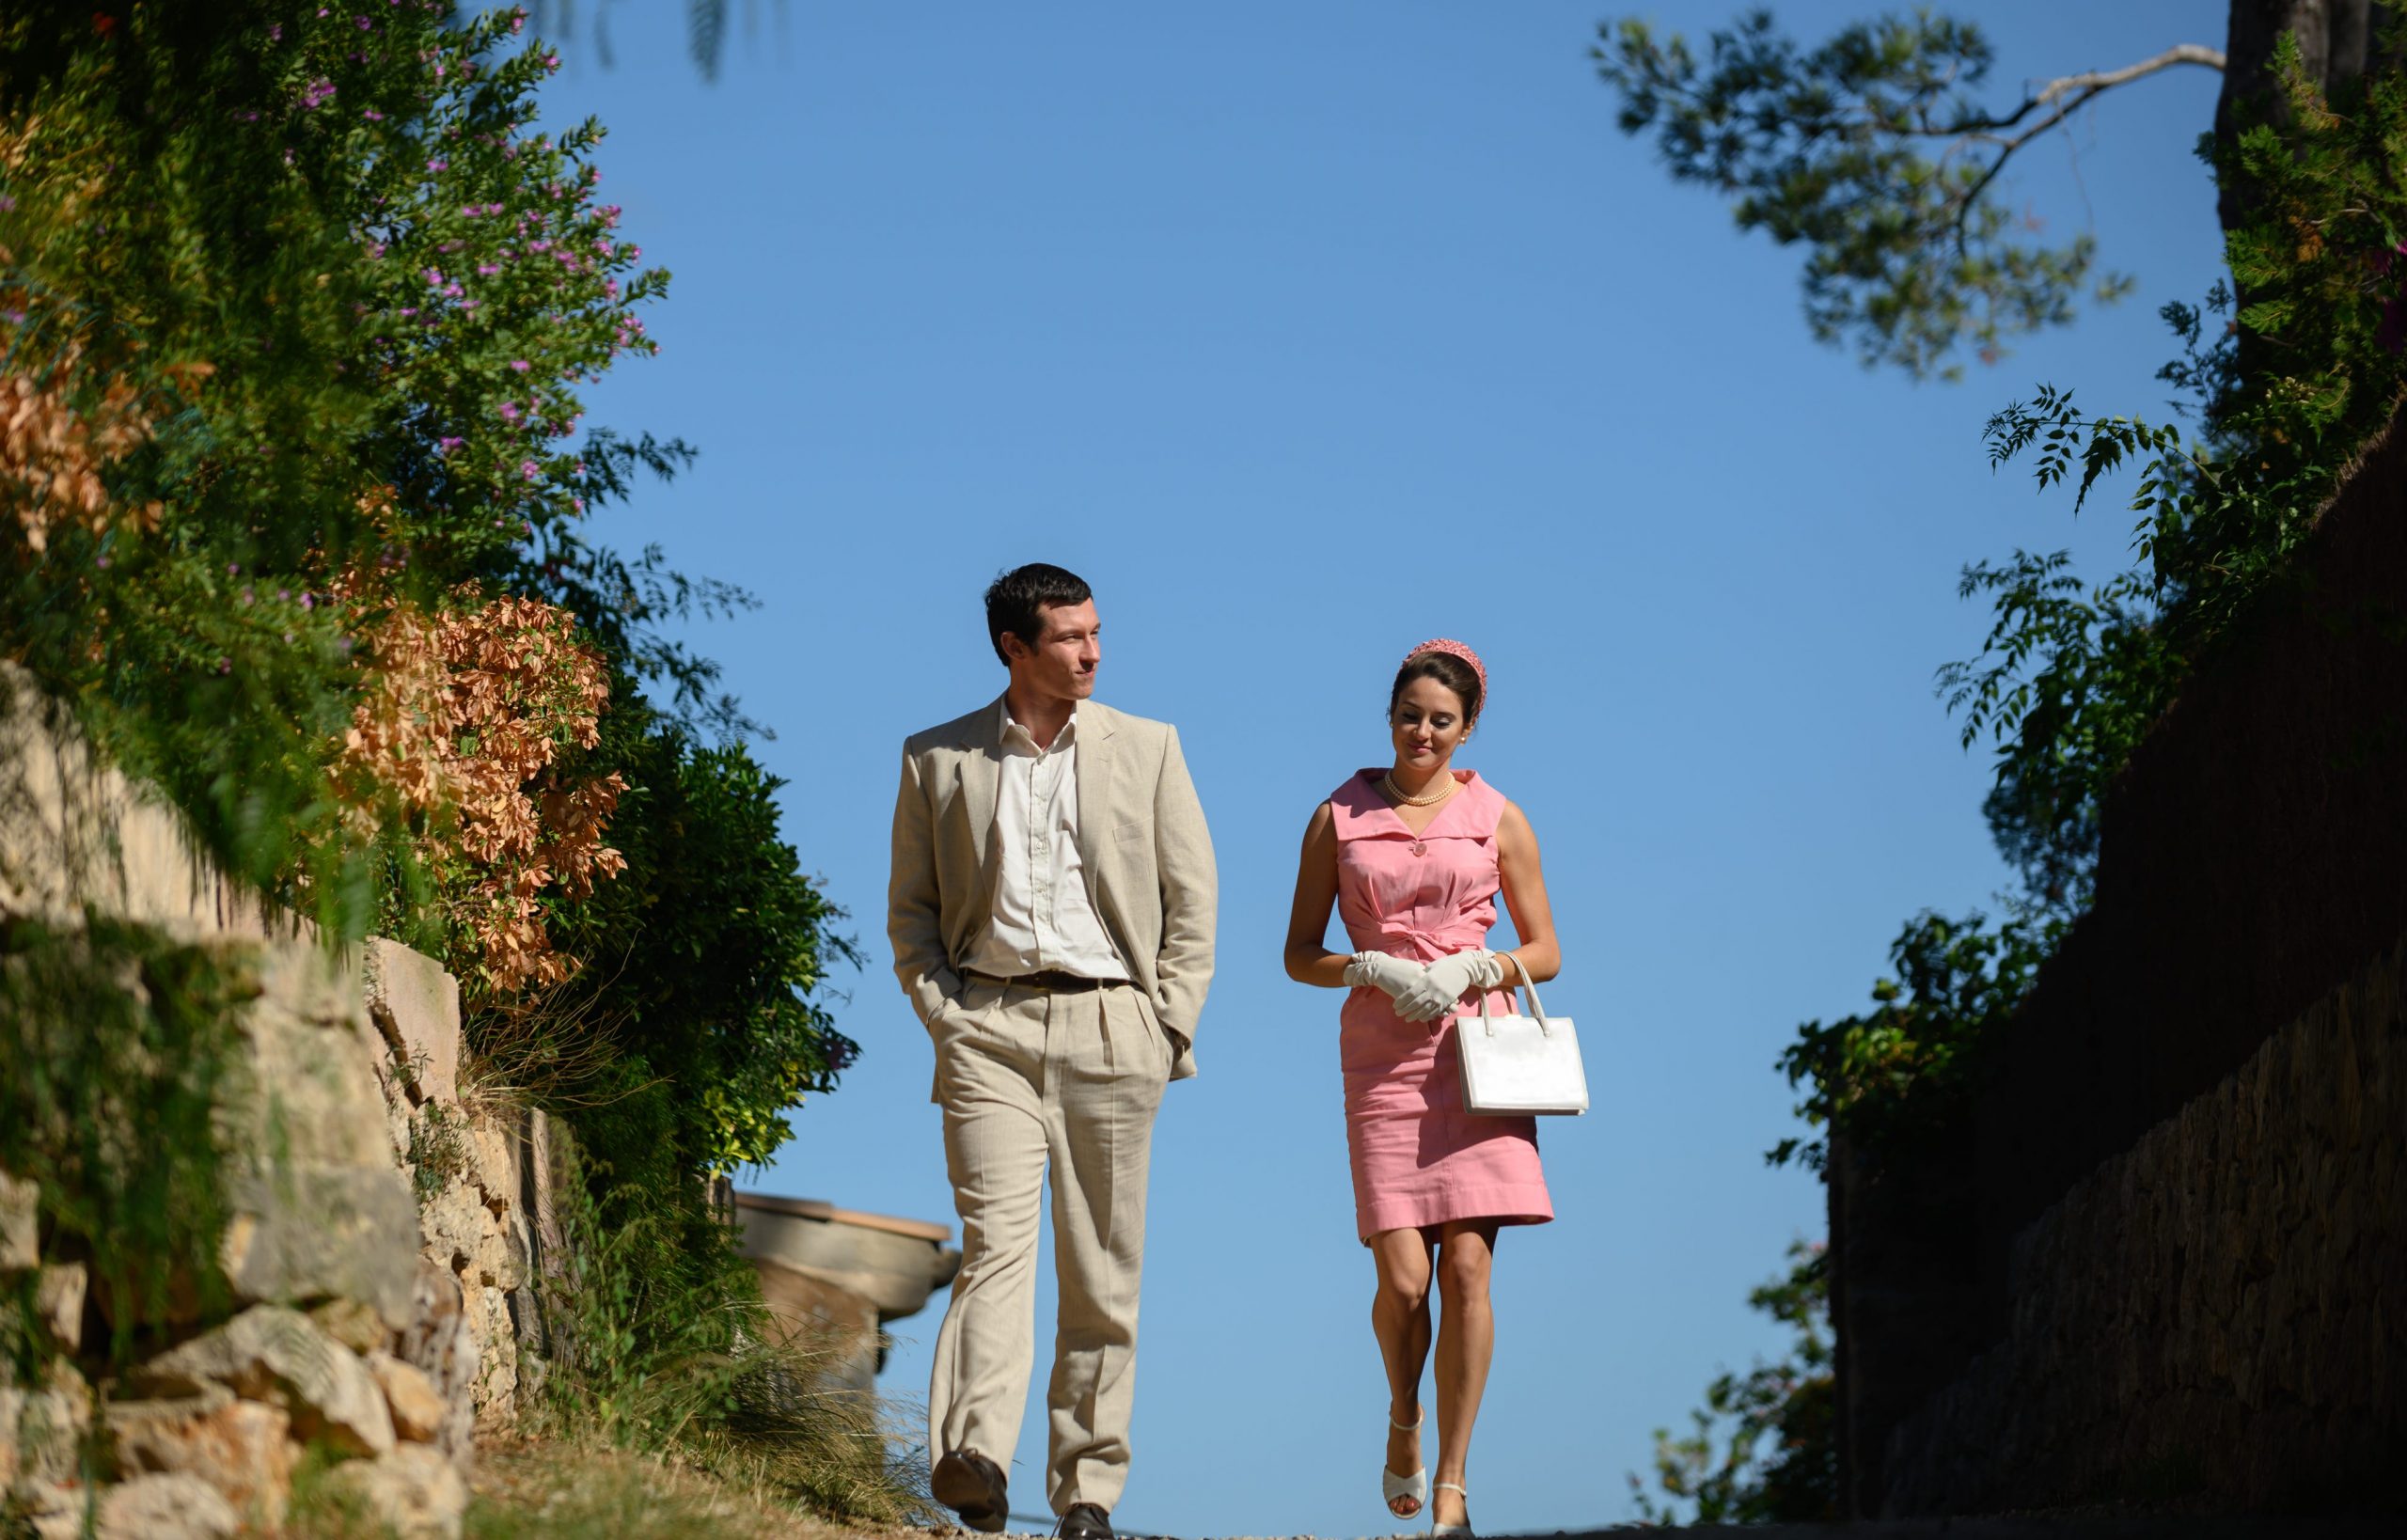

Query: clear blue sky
<box><xmin>536</xmin><ymin>3</ymin><xmax>2228</xmax><ymax>1531</ymax></box>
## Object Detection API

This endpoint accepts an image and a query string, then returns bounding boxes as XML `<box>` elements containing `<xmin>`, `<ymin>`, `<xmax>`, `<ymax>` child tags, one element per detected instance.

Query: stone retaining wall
<box><xmin>1</xmin><ymin>666</ymin><xmax>566</xmax><ymax>1538</ymax></box>
<box><xmin>1880</xmin><ymin>936</ymin><xmax>2407</xmax><ymax>1514</ymax></box>
<box><xmin>1836</xmin><ymin>403</ymin><xmax>2407</xmax><ymax>1516</ymax></box>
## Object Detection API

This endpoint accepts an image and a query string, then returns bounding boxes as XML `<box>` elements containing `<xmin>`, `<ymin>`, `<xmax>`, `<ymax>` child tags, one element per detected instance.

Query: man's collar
<box><xmin>999</xmin><ymin>698</ymin><xmax>1078</xmax><ymax>751</ymax></box>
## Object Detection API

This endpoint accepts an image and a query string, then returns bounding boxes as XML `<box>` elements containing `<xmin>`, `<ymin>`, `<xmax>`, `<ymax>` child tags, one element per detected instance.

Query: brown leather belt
<box><xmin>962</xmin><ymin>968</ymin><xmax>1118</xmax><ymax>994</ymax></box>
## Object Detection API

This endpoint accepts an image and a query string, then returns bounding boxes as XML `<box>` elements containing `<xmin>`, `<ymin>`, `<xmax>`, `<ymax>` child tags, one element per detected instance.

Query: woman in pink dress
<box><xmin>1282</xmin><ymin>639</ymin><xmax>1561</xmax><ymax>1539</ymax></box>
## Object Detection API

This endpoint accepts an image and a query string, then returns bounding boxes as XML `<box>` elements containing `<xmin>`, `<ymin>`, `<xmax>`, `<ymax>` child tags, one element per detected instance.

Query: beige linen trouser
<box><xmin>929</xmin><ymin>977</ymin><xmax>1170</xmax><ymax>1515</ymax></box>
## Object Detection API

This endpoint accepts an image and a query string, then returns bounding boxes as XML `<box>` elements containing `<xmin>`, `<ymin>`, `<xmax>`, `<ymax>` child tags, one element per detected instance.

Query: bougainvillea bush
<box><xmin>1</xmin><ymin>0</ymin><xmax>860</xmax><ymax>1459</ymax></box>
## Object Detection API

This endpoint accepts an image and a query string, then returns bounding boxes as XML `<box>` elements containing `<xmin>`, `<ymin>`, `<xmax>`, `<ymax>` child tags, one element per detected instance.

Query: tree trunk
<box><xmin>2216</xmin><ymin>0</ymin><xmax>2387</xmax><ymax>232</ymax></box>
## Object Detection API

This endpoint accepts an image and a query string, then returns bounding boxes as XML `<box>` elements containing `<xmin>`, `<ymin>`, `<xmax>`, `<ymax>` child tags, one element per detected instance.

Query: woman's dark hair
<box><xmin>1389</xmin><ymin>652</ymin><xmax>1483</xmax><ymax>724</ymax></box>
<box><xmin>984</xmin><ymin>562</ymin><xmax>1093</xmax><ymax>665</ymax></box>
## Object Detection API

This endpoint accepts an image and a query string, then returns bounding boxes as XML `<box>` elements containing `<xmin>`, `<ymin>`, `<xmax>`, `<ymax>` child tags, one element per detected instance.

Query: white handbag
<box><xmin>1455</xmin><ymin>954</ymin><xmax>1588</xmax><ymax>1116</ymax></box>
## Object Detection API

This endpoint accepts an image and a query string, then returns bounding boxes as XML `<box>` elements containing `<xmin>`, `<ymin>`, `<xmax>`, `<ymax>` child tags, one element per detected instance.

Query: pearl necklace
<box><xmin>1380</xmin><ymin>771</ymin><xmax>1456</xmax><ymax>808</ymax></box>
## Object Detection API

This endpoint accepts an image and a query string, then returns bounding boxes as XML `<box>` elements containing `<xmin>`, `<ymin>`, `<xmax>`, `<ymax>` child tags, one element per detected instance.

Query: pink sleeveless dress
<box><xmin>1330</xmin><ymin>769</ymin><xmax>1553</xmax><ymax>1243</ymax></box>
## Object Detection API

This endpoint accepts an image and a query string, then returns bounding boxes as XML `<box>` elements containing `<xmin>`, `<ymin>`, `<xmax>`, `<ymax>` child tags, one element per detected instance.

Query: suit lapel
<box><xmin>1076</xmin><ymin>701</ymin><xmax>1116</xmax><ymax>912</ymax></box>
<box><xmin>959</xmin><ymin>696</ymin><xmax>1006</xmax><ymax>874</ymax></box>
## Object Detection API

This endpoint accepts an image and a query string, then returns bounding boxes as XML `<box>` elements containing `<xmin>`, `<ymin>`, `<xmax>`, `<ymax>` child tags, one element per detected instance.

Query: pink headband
<box><xmin>1401</xmin><ymin>637</ymin><xmax>1488</xmax><ymax>705</ymax></box>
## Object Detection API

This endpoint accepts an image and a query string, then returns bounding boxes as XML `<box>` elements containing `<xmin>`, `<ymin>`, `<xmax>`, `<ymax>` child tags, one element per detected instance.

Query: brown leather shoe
<box><xmin>931</xmin><ymin>1448</ymin><xmax>1009</xmax><ymax>1533</ymax></box>
<box><xmin>1057</xmin><ymin>1501</ymin><xmax>1113</xmax><ymax>1540</ymax></box>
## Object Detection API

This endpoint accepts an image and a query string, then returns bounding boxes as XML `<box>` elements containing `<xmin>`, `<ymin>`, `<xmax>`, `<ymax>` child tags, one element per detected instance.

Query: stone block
<box><xmin>2</xmin><ymin>1359</ymin><xmax>91</xmax><ymax>1488</ymax></box>
<box><xmin>464</xmin><ymin>1281</ymin><xmax>522</xmax><ymax>1435</ymax></box>
<box><xmin>13</xmin><ymin>1479</ymin><xmax>90</xmax><ymax>1540</ymax></box>
<box><xmin>419</xmin><ymin>1172</ymin><xmax>523</xmax><ymax>1293</ymax></box>
<box><xmin>130</xmin><ymin>1304</ymin><xmax>395</xmax><ymax>1456</ymax></box>
<box><xmin>321</xmin><ymin>1444</ymin><xmax>468</xmax><ymax>1540</ymax></box>
<box><xmin>221</xmin><ymin>1164</ymin><xmax>420</xmax><ymax>1331</ymax></box>
<box><xmin>370</xmin><ymin>1043</ymin><xmax>415</xmax><ymax>1167</ymax></box>
<box><xmin>309</xmin><ymin>1295</ymin><xmax>394</xmax><ymax>1356</ymax></box>
<box><xmin>105</xmin><ymin>1384</ymin><xmax>295</xmax><ymax>1529</ymax></box>
<box><xmin>364</xmin><ymin>937</ymin><xmax>462</xmax><ymax>1106</ymax></box>
<box><xmin>463</xmin><ymin>1105</ymin><xmax>521</xmax><ymax>1209</ymax></box>
<box><xmin>0</xmin><ymin>662</ymin><xmax>286</xmax><ymax>944</ymax></box>
<box><xmin>396</xmin><ymin>1259</ymin><xmax>477</xmax><ymax>1464</ymax></box>
<box><xmin>96</xmin><ymin>1471</ymin><xmax>242</xmax><ymax>1540</ymax></box>
<box><xmin>367</xmin><ymin>1349</ymin><xmax>448</xmax><ymax>1443</ymax></box>
<box><xmin>250</xmin><ymin>937</ymin><xmax>364</xmax><ymax>1027</ymax></box>
<box><xmin>240</xmin><ymin>976</ymin><xmax>393</xmax><ymax>1171</ymax></box>
<box><xmin>34</xmin><ymin>1264</ymin><xmax>84</xmax><ymax>1351</ymax></box>
<box><xmin>1</xmin><ymin>1171</ymin><xmax>35</xmax><ymax>1272</ymax></box>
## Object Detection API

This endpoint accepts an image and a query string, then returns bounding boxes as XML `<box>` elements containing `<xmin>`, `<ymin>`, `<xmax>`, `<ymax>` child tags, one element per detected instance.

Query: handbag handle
<box><xmin>1472</xmin><ymin>952</ymin><xmax>1550</xmax><ymax>1037</ymax></box>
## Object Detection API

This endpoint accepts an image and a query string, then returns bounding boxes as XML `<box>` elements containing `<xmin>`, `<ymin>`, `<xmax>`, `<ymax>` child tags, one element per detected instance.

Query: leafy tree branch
<box><xmin>1596</xmin><ymin>9</ymin><xmax>2222</xmax><ymax>378</ymax></box>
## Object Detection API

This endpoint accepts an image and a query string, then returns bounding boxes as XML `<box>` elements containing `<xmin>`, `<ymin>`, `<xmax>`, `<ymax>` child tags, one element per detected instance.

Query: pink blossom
<box><xmin>510</xmin><ymin>359</ymin><xmax>530</xmax><ymax>371</ymax></box>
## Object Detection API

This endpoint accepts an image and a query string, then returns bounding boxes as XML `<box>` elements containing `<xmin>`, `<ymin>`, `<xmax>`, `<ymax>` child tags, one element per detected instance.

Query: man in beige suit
<box><xmin>889</xmin><ymin>563</ymin><xmax>1216</xmax><ymax>1538</ymax></box>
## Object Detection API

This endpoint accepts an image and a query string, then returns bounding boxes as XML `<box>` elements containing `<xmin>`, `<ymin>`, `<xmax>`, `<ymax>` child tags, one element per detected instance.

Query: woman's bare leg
<box><xmin>1431</xmin><ymin>1221</ymin><xmax>1500</xmax><ymax>1528</ymax></box>
<box><xmin>1369</xmin><ymin>1227</ymin><xmax>1436</xmax><ymax>1516</ymax></box>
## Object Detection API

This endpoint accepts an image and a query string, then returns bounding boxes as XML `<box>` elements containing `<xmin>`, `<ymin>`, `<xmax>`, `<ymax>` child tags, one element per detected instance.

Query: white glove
<box><xmin>1392</xmin><ymin>949</ymin><xmax>1507</xmax><ymax>1022</ymax></box>
<box><xmin>1344</xmin><ymin>951</ymin><xmax>1425</xmax><ymax>1000</ymax></box>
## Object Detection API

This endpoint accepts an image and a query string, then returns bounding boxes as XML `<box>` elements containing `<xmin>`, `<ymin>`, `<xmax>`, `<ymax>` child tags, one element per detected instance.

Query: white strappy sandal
<box><xmin>1430</xmin><ymin>1481</ymin><xmax>1472</xmax><ymax>1538</ymax></box>
<box><xmin>1381</xmin><ymin>1409</ymin><xmax>1427</xmax><ymax>1520</ymax></box>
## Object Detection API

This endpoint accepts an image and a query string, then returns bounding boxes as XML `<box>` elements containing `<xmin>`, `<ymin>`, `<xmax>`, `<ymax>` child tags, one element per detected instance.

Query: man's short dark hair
<box><xmin>983</xmin><ymin>563</ymin><xmax>1093</xmax><ymax>665</ymax></box>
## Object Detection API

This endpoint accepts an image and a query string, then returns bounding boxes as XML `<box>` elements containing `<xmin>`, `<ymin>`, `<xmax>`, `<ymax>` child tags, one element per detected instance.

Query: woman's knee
<box><xmin>1435</xmin><ymin>1245</ymin><xmax>1491</xmax><ymax>1302</ymax></box>
<box><xmin>1374</xmin><ymin>1265</ymin><xmax>1431</xmax><ymax>1316</ymax></box>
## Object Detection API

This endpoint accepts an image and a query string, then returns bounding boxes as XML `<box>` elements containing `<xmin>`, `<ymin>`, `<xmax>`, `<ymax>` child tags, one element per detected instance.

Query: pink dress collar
<box><xmin>1329</xmin><ymin>769</ymin><xmax>1503</xmax><ymax>841</ymax></box>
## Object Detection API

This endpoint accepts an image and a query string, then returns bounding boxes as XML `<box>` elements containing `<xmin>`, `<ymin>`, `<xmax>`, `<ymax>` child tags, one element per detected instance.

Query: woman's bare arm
<box><xmin>1494</xmin><ymin>799</ymin><xmax>1561</xmax><ymax>983</ymax></box>
<box><xmin>1283</xmin><ymin>802</ymin><xmax>1355</xmax><ymax>988</ymax></box>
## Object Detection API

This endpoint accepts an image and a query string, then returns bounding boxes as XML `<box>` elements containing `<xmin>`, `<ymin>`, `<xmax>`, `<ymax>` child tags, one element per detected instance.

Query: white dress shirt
<box><xmin>966</xmin><ymin>704</ymin><xmax>1129</xmax><ymax>982</ymax></box>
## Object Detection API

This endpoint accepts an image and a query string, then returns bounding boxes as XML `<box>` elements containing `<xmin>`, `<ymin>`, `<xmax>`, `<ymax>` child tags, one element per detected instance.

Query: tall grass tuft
<box><xmin>528</xmin><ymin>1145</ymin><xmax>935</xmax><ymax>1528</ymax></box>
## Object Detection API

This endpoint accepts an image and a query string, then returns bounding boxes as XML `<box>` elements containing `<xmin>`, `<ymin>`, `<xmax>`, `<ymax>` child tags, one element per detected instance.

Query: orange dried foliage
<box><xmin>0</xmin><ymin>330</ymin><xmax>168</xmax><ymax>554</ymax></box>
<box><xmin>0</xmin><ymin>118</ymin><xmax>176</xmax><ymax>554</ymax></box>
<box><xmin>344</xmin><ymin>584</ymin><xmax>627</xmax><ymax>994</ymax></box>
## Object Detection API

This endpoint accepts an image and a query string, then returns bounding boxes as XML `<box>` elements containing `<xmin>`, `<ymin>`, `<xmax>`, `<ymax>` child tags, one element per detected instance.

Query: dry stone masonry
<box><xmin>1881</xmin><ymin>935</ymin><xmax>2407</xmax><ymax>1512</ymax></box>
<box><xmin>1</xmin><ymin>665</ymin><xmax>567</xmax><ymax>1537</ymax></box>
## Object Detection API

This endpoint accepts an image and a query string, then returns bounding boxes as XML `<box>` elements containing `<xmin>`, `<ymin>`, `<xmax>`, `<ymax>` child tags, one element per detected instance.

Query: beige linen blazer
<box><xmin>888</xmin><ymin>696</ymin><xmax>1217</xmax><ymax>1092</ymax></box>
